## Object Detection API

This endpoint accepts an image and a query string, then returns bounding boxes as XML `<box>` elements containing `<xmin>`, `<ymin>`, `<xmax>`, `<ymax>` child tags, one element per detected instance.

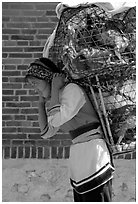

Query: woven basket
<box><xmin>49</xmin><ymin>4</ymin><xmax>136</xmax><ymax>154</ymax></box>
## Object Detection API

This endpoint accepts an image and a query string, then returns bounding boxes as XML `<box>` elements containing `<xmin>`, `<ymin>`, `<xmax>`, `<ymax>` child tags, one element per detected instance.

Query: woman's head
<box><xmin>25</xmin><ymin>57</ymin><xmax>60</xmax><ymax>99</ymax></box>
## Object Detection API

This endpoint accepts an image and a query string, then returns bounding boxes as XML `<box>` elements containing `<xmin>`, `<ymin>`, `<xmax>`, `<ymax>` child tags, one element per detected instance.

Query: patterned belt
<box><xmin>69</xmin><ymin>122</ymin><xmax>103</xmax><ymax>144</ymax></box>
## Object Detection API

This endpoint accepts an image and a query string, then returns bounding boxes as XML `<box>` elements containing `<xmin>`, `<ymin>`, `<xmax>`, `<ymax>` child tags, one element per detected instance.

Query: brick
<box><xmin>35</xmin><ymin>3</ymin><xmax>58</xmax><ymax>10</ymax></box>
<box><xmin>52</xmin><ymin>133</ymin><xmax>71</xmax><ymax>140</ymax></box>
<box><xmin>3</xmin><ymin>47</ymin><xmax>23</xmax><ymax>52</ymax></box>
<box><xmin>2</xmin><ymin>29</ymin><xmax>20</xmax><ymax>34</ymax></box>
<box><xmin>4</xmin><ymin>65</ymin><xmax>16</xmax><ymax>70</ymax></box>
<box><xmin>2</xmin><ymin>16</ymin><xmax>10</xmax><ymax>22</ymax></box>
<box><xmin>4</xmin><ymin>146</ymin><xmax>10</xmax><ymax>159</ymax></box>
<box><xmin>9</xmin><ymin>77</ymin><xmax>25</xmax><ymax>83</ymax></box>
<box><xmin>51</xmin><ymin>146</ymin><xmax>57</xmax><ymax>159</ymax></box>
<box><xmin>20</xmin><ymin>96</ymin><xmax>39</xmax><ymax>101</ymax></box>
<box><xmin>2</xmin><ymin>90</ymin><xmax>14</xmax><ymax>95</ymax></box>
<box><xmin>21</xmin><ymin>121</ymin><xmax>32</xmax><ymax>127</ymax></box>
<box><xmin>17</xmin><ymin>41</ymin><xmax>28</xmax><ymax>46</ymax></box>
<box><xmin>36</xmin><ymin>35</ymin><xmax>49</xmax><ymax>40</ymax></box>
<box><xmin>18</xmin><ymin>127</ymin><xmax>40</xmax><ymax>133</ymax></box>
<box><xmin>2</xmin><ymin>139</ymin><xmax>11</xmax><ymax>146</ymax></box>
<box><xmin>24</xmin><ymin>140</ymin><xmax>36</xmax><ymax>146</ymax></box>
<box><xmin>3</xmin><ymin>70</ymin><xmax>21</xmax><ymax>76</ymax></box>
<box><xmin>17</xmin><ymin>65</ymin><xmax>28</xmax><ymax>70</ymax></box>
<box><xmin>2</xmin><ymin>58</ymin><xmax>22</xmax><ymax>65</ymax></box>
<box><xmin>2</xmin><ymin>96</ymin><xmax>18</xmax><ymax>101</ymax></box>
<box><xmin>25</xmin><ymin>146</ymin><xmax>30</xmax><ymax>158</ymax></box>
<box><xmin>11</xmin><ymin>35</ymin><xmax>34</xmax><ymax>40</ymax></box>
<box><xmin>6</xmin><ymin>121</ymin><xmax>22</xmax><ymax>126</ymax></box>
<box><xmin>132</xmin><ymin>151</ymin><xmax>136</xmax><ymax>159</ymax></box>
<box><xmin>125</xmin><ymin>153</ymin><xmax>132</xmax><ymax>159</ymax></box>
<box><xmin>2</xmin><ymin>10</ymin><xmax>20</xmax><ymax>16</ymax></box>
<box><xmin>117</xmin><ymin>154</ymin><xmax>125</xmax><ymax>159</ymax></box>
<box><xmin>36</xmin><ymin>139</ymin><xmax>49</xmax><ymax>146</ymax></box>
<box><xmin>6</xmin><ymin>102</ymin><xmax>28</xmax><ymax>108</ymax></box>
<box><xmin>32</xmin><ymin>22</ymin><xmax>56</xmax><ymax>28</ymax></box>
<box><xmin>61</xmin><ymin>140</ymin><xmax>72</xmax><ymax>146</ymax></box>
<box><xmin>29</xmin><ymin>41</ymin><xmax>41</xmax><ymax>46</ymax></box>
<box><xmin>31</xmin><ymin>101</ymin><xmax>39</xmax><ymax>107</ymax></box>
<box><xmin>11</xmin><ymin>147</ymin><xmax>17</xmax><ymax>158</ymax></box>
<box><xmin>49</xmin><ymin>139</ymin><xmax>61</xmax><ymax>146</ymax></box>
<box><xmin>28</xmin><ymin>134</ymin><xmax>42</xmax><ymax>139</ymax></box>
<box><xmin>12</xmin><ymin>140</ymin><xmax>24</xmax><ymax>146</ymax></box>
<box><xmin>49</xmin><ymin>16</ymin><xmax>58</xmax><ymax>23</ymax></box>
<box><xmin>64</xmin><ymin>146</ymin><xmax>70</xmax><ymax>159</ymax></box>
<box><xmin>7</xmin><ymin>22</ymin><xmax>31</xmax><ymax>28</ymax></box>
<box><xmin>2</xmin><ymin>115</ymin><xmax>13</xmax><ymax>121</ymax></box>
<box><xmin>24</xmin><ymin>47</ymin><xmax>43</xmax><ymax>52</ymax></box>
<box><xmin>38</xmin><ymin>29</ymin><xmax>53</xmax><ymax>35</ymax></box>
<box><xmin>2</xmin><ymin>35</ymin><xmax>9</xmax><ymax>40</ymax></box>
<box><xmin>11</xmin><ymin>17</ymin><xmax>37</xmax><ymax>22</ymax></box>
<box><xmin>22</xmin><ymin>10</ymin><xmax>45</xmax><ymax>17</ymax></box>
<box><xmin>27</xmin><ymin>115</ymin><xmax>38</xmax><ymax>121</ymax></box>
<box><xmin>43</xmin><ymin>146</ymin><xmax>50</xmax><ymax>159</ymax></box>
<box><xmin>14</xmin><ymin>115</ymin><xmax>26</xmax><ymax>120</ymax></box>
<box><xmin>57</xmin><ymin>146</ymin><xmax>63</xmax><ymax>159</ymax></box>
<box><xmin>15</xmin><ymin>90</ymin><xmax>27</xmax><ymax>95</ymax></box>
<box><xmin>37</xmin><ymin>17</ymin><xmax>49</xmax><ymax>22</ymax></box>
<box><xmin>3</xmin><ymin>108</ymin><xmax>19</xmax><ymax>114</ymax></box>
<box><xmin>21</xmin><ymin>29</ymin><xmax>37</xmax><ymax>35</ymax></box>
<box><xmin>38</xmin><ymin>147</ymin><xmax>43</xmax><ymax>159</ymax></box>
<box><xmin>32</xmin><ymin>122</ymin><xmax>39</xmax><ymax>127</ymax></box>
<box><xmin>3</xmin><ymin>121</ymin><xmax>5</xmax><ymax>126</ymax></box>
<box><xmin>2</xmin><ymin>53</ymin><xmax>8</xmax><ymax>58</ymax></box>
<box><xmin>2</xmin><ymin>2</ymin><xmax>9</xmax><ymax>9</ymax></box>
<box><xmin>9</xmin><ymin>3</ymin><xmax>33</xmax><ymax>10</ymax></box>
<box><xmin>31</xmin><ymin>146</ymin><xmax>37</xmax><ymax>158</ymax></box>
<box><xmin>2</xmin><ymin>77</ymin><xmax>8</xmax><ymax>82</ymax></box>
<box><xmin>3</xmin><ymin>83</ymin><xmax>22</xmax><ymax>89</ymax></box>
<box><xmin>18</xmin><ymin>146</ymin><xmax>24</xmax><ymax>158</ymax></box>
<box><xmin>20</xmin><ymin>108</ymin><xmax>38</xmax><ymax>114</ymax></box>
<box><xmin>3</xmin><ymin>40</ymin><xmax>17</xmax><ymax>47</ymax></box>
<box><xmin>22</xmin><ymin>58</ymin><xmax>36</xmax><ymax>65</ymax></box>
<box><xmin>2</xmin><ymin>134</ymin><xmax>27</xmax><ymax>139</ymax></box>
<box><xmin>9</xmin><ymin>53</ymin><xmax>32</xmax><ymax>58</ymax></box>
<box><xmin>33</xmin><ymin>53</ymin><xmax>43</xmax><ymax>58</ymax></box>
<box><xmin>46</xmin><ymin>10</ymin><xmax>56</xmax><ymax>16</ymax></box>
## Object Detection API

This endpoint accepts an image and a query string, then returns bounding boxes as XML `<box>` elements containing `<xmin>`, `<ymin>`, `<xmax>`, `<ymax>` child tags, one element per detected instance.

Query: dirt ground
<box><xmin>2</xmin><ymin>158</ymin><xmax>136</xmax><ymax>202</ymax></box>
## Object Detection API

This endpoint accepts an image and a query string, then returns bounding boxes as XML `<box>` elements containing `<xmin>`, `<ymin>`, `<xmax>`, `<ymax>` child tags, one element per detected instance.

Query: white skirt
<box><xmin>69</xmin><ymin>138</ymin><xmax>112</xmax><ymax>182</ymax></box>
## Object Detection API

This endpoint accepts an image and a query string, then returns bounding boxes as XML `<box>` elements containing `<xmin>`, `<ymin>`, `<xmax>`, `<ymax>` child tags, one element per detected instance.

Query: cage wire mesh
<box><xmin>49</xmin><ymin>4</ymin><xmax>136</xmax><ymax>154</ymax></box>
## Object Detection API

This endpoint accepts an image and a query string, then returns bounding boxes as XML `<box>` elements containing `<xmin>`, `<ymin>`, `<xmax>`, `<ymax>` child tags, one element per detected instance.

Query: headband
<box><xmin>26</xmin><ymin>57</ymin><xmax>60</xmax><ymax>82</ymax></box>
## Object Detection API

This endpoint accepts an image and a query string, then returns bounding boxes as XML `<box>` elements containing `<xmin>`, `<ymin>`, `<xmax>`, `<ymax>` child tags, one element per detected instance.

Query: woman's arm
<box><xmin>38</xmin><ymin>95</ymin><xmax>48</xmax><ymax>132</ymax></box>
<box><xmin>49</xmin><ymin>73</ymin><xmax>64</xmax><ymax>108</ymax></box>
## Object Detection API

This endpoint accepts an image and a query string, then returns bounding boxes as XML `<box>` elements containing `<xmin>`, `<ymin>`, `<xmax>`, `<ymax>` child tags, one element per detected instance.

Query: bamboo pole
<box><xmin>95</xmin><ymin>75</ymin><xmax>115</xmax><ymax>146</ymax></box>
<box><xmin>88</xmin><ymin>79</ymin><xmax>111</xmax><ymax>145</ymax></box>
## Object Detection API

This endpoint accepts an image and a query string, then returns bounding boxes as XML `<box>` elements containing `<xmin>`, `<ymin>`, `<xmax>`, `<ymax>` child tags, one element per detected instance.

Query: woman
<box><xmin>25</xmin><ymin>57</ymin><xmax>115</xmax><ymax>202</ymax></box>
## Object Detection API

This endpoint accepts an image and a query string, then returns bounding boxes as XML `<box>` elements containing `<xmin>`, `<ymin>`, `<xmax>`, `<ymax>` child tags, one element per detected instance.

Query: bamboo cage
<box><xmin>48</xmin><ymin>3</ymin><xmax>136</xmax><ymax>155</ymax></box>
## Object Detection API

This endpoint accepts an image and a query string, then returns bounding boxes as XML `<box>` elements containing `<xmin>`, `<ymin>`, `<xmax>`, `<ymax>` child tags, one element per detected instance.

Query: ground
<box><xmin>2</xmin><ymin>159</ymin><xmax>136</xmax><ymax>202</ymax></box>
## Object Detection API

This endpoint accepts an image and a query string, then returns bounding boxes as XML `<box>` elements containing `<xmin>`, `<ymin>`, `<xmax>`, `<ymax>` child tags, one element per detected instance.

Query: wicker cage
<box><xmin>48</xmin><ymin>4</ymin><xmax>136</xmax><ymax>154</ymax></box>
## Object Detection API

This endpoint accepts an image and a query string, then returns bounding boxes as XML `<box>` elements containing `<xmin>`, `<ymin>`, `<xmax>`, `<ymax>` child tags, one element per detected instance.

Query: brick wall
<box><xmin>2</xmin><ymin>2</ymin><xmax>135</xmax><ymax>159</ymax></box>
<box><xmin>2</xmin><ymin>2</ymin><xmax>72</xmax><ymax>158</ymax></box>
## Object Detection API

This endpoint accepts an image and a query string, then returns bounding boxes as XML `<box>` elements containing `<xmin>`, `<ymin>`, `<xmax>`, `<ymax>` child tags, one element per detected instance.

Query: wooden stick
<box><xmin>95</xmin><ymin>75</ymin><xmax>115</xmax><ymax>146</ymax></box>
<box><xmin>88</xmin><ymin>81</ymin><xmax>111</xmax><ymax>145</ymax></box>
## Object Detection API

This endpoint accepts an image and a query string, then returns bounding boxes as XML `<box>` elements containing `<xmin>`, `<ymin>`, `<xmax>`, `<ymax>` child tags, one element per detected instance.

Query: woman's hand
<box><xmin>51</xmin><ymin>73</ymin><xmax>65</xmax><ymax>91</ymax></box>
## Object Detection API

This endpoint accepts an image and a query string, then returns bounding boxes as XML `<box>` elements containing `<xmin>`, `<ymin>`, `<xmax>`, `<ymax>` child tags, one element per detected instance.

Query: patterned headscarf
<box><xmin>26</xmin><ymin>57</ymin><xmax>60</xmax><ymax>82</ymax></box>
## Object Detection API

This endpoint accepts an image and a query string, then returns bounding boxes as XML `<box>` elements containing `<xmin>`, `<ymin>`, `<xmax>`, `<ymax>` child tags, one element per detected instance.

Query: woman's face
<box><xmin>28</xmin><ymin>77</ymin><xmax>51</xmax><ymax>99</ymax></box>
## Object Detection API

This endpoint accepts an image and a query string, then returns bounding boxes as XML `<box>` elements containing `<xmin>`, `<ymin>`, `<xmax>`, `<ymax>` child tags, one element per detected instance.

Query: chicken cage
<box><xmin>48</xmin><ymin>3</ymin><xmax>136</xmax><ymax>155</ymax></box>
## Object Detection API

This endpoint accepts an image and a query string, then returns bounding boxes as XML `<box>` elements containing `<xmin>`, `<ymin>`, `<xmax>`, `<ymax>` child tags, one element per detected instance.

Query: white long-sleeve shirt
<box><xmin>41</xmin><ymin>83</ymin><xmax>114</xmax><ymax>192</ymax></box>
